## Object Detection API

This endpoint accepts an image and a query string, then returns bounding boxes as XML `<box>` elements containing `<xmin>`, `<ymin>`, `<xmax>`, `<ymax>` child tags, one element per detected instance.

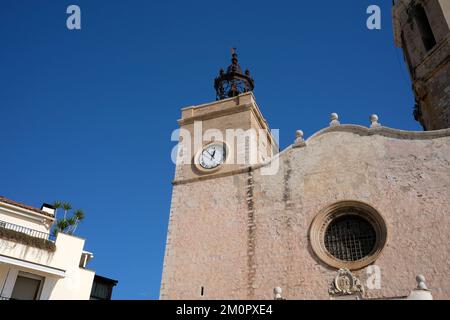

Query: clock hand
<box><xmin>205</xmin><ymin>149</ymin><xmax>215</xmax><ymax>158</ymax></box>
<box><xmin>203</xmin><ymin>150</ymin><xmax>213</xmax><ymax>160</ymax></box>
<box><xmin>211</xmin><ymin>150</ymin><xmax>216</xmax><ymax>159</ymax></box>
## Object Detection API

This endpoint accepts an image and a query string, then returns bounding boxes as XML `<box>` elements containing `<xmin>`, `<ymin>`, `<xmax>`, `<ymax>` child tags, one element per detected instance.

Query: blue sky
<box><xmin>0</xmin><ymin>1</ymin><xmax>420</xmax><ymax>299</ymax></box>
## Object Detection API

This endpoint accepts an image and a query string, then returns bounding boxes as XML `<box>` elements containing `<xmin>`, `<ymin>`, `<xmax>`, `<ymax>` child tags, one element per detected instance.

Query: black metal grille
<box><xmin>214</xmin><ymin>49</ymin><xmax>254</xmax><ymax>100</ymax></box>
<box><xmin>324</xmin><ymin>215</ymin><xmax>376</xmax><ymax>261</ymax></box>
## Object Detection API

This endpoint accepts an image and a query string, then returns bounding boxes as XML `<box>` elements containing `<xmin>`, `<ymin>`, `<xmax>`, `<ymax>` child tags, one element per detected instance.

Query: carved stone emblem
<box><xmin>329</xmin><ymin>268</ymin><xmax>364</xmax><ymax>296</ymax></box>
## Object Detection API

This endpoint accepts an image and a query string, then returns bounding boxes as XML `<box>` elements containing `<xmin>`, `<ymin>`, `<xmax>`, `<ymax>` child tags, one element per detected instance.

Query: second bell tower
<box><xmin>393</xmin><ymin>0</ymin><xmax>450</xmax><ymax>130</ymax></box>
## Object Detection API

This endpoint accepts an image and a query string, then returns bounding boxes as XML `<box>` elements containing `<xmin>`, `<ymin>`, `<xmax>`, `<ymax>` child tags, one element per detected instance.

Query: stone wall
<box><xmin>160</xmin><ymin>125</ymin><xmax>450</xmax><ymax>300</ymax></box>
<box><xmin>393</xmin><ymin>0</ymin><xmax>450</xmax><ymax>130</ymax></box>
<box><xmin>253</xmin><ymin>126</ymin><xmax>450</xmax><ymax>299</ymax></box>
<box><xmin>160</xmin><ymin>172</ymin><xmax>249</xmax><ymax>299</ymax></box>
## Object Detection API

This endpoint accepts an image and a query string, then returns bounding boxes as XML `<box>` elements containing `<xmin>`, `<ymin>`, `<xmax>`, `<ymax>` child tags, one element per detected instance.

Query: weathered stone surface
<box><xmin>160</xmin><ymin>125</ymin><xmax>450</xmax><ymax>300</ymax></box>
<box><xmin>393</xmin><ymin>0</ymin><xmax>450</xmax><ymax>130</ymax></box>
<box><xmin>161</xmin><ymin>0</ymin><xmax>450</xmax><ymax>300</ymax></box>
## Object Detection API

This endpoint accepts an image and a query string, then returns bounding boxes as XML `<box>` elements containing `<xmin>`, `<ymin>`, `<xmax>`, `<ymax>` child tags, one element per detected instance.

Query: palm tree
<box><xmin>56</xmin><ymin>219</ymin><xmax>69</xmax><ymax>233</ymax></box>
<box><xmin>53</xmin><ymin>201</ymin><xmax>62</xmax><ymax>219</ymax></box>
<box><xmin>66</xmin><ymin>216</ymin><xmax>77</xmax><ymax>235</ymax></box>
<box><xmin>51</xmin><ymin>201</ymin><xmax>86</xmax><ymax>237</ymax></box>
<box><xmin>72</xmin><ymin>209</ymin><xmax>85</xmax><ymax>234</ymax></box>
<box><xmin>62</xmin><ymin>202</ymin><xmax>72</xmax><ymax>220</ymax></box>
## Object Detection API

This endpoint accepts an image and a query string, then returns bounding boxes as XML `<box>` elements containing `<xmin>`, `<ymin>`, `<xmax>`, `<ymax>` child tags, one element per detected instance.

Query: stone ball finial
<box><xmin>416</xmin><ymin>274</ymin><xmax>428</xmax><ymax>290</ymax></box>
<box><xmin>370</xmin><ymin>114</ymin><xmax>381</xmax><ymax>128</ymax></box>
<box><xmin>273</xmin><ymin>287</ymin><xmax>282</xmax><ymax>300</ymax></box>
<box><xmin>330</xmin><ymin>113</ymin><xmax>340</xmax><ymax>126</ymax></box>
<box><xmin>407</xmin><ymin>274</ymin><xmax>433</xmax><ymax>300</ymax></box>
<box><xmin>293</xmin><ymin>130</ymin><xmax>306</xmax><ymax>148</ymax></box>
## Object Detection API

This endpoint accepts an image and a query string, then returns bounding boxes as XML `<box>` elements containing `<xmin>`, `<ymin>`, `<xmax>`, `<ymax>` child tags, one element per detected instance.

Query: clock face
<box><xmin>198</xmin><ymin>143</ymin><xmax>226</xmax><ymax>170</ymax></box>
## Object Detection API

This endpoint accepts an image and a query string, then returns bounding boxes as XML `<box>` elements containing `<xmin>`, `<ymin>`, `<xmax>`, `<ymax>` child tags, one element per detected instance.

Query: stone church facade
<box><xmin>161</xmin><ymin>0</ymin><xmax>450</xmax><ymax>300</ymax></box>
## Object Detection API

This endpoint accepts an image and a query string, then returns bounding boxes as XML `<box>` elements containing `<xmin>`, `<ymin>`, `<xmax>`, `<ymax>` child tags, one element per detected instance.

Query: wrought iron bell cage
<box><xmin>214</xmin><ymin>49</ymin><xmax>255</xmax><ymax>100</ymax></box>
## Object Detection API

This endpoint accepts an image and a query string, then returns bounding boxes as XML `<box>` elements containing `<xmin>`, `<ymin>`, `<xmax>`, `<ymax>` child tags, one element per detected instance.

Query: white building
<box><xmin>0</xmin><ymin>196</ymin><xmax>95</xmax><ymax>300</ymax></box>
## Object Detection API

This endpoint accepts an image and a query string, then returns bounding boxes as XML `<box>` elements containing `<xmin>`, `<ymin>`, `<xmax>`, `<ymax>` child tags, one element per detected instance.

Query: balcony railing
<box><xmin>0</xmin><ymin>220</ymin><xmax>55</xmax><ymax>241</ymax></box>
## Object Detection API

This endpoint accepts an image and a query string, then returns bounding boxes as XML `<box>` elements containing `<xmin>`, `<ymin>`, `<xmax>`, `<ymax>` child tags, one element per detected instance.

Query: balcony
<box><xmin>0</xmin><ymin>220</ymin><xmax>56</xmax><ymax>251</ymax></box>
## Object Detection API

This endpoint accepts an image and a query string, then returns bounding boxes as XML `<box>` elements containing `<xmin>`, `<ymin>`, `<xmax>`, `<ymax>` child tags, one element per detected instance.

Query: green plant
<box><xmin>51</xmin><ymin>201</ymin><xmax>86</xmax><ymax>237</ymax></box>
<box><xmin>72</xmin><ymin>209</ymin><xmax>85</xmax><ymax>234</ymax></box>
<box><xmin>62</xmin><ymin>202</ymin><xmax>72</xmax><ymax>220</ymax></box>
<box><xmin>53</xmin><ymin>201</ymin><xmax>62</xmax><ymax>210</ymax></box>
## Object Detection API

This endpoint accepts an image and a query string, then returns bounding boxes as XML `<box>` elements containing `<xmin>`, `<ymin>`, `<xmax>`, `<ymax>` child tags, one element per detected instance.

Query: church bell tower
<box><xmin>171</xmin><ymin>50</ymin><xmax>276</xmax><ymax>184</ymax></box>
<box><xmin>160</xmin><ymin>51</ymin><xmax>277</xmax><ymax>299</ymax></box>
<box><xmin>393</xmin><ymin>0</ymin><xmax>450</xmax><ymax>130</ymax></box>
